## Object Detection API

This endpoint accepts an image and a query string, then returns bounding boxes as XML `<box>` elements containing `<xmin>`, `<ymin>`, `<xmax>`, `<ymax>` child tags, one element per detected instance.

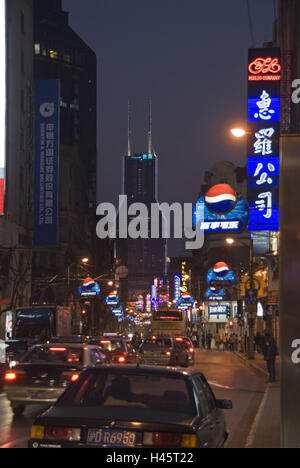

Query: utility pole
<box><xmin>247</xmin><ymin>236</ymin><xmax>256</xmax><ymax>360</ymax></box>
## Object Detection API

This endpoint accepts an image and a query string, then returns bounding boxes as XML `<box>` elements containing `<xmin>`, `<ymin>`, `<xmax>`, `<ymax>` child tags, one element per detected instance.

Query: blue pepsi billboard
<box><xmin>34</xmin><ymin>80</ymin><xmax>60</xmax><ymax>246</ymax></box>
<box><xmin>78</xmin><ymin>278</ymin><xmax>100</xmax><ymax>297</ymax></box>
<box><xmin>193</xmin><ymin>184</ymin><xmax>249</xmax><ymax>233</ymax></box>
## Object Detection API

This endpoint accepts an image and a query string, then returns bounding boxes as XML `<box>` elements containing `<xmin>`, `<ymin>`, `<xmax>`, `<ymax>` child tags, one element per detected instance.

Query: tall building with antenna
<box><xmin>119</xmin><ymin>102</ymin><xmax>166</xmax><ymax>302</ymax></box>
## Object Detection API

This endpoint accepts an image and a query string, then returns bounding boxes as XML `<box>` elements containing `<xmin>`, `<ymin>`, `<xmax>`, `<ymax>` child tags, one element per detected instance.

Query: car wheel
<box><xmin>11</xmin><ymin>405</ymin><xmax>25</xmax><ymax>417</ymax></box>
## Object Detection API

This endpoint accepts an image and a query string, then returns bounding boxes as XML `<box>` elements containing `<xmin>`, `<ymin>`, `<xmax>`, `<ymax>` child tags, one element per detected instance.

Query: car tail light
<box><xmin>4</xmin><ymin>370</ymin><xmax>26</xmax><ymax>382</ymax></box>
<box><xmin>175</xmin><ymin>337</ymin><xmax>183</xmax><ymax>342</ymax></box>
<box><xmin>143</xmin><ymin>432</ymin><xmax>197</xmax><ymax>448</ymax></box>
<box><xmin>60</xmin><ymin>372</ymin><xmax>80</xmax><ymax>382</ymax></box>
<box><xmin>118</xmin><ymin>356</ymin><xmax>126</xmax><ymax>363</ymax></box>
<box><xmin>49</xmin><ymin>347</ymin><xmax>67</xmax><ymax>352</ymax></box>
<box><xmin>44</xmin><ymin>426</ymin><xmax>81</xmax><ymax>442</ymax></box>
<box><xmin>100</xmin><ymin>340</ymin><xmax>111</xmax><ymax>344</ymax></box>
<box><xmin>153</xmin><ymin>432</ymin><xmax>182</xmax><ymax>447</ymax></box>
<box><xmin>4</xmin><ymin>372</ymin><xmax>16</xmax><ymax>381</ymax></box>
<box><xmin>188</xmin><ymin>347</ymin><xmax>195</xmax><ymax>353</ymax></box>
<box><xmin>164</xmin><ymin>351</ymin><xmax>171</xmax><ymax>356</ymax></box>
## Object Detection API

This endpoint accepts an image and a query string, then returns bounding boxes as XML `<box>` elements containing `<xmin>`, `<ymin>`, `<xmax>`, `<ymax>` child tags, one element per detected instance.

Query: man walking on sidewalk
<box><xmin>262</xmin><ymin>332</ymin><xmax>277</xmax><ymax>382</ymax></box>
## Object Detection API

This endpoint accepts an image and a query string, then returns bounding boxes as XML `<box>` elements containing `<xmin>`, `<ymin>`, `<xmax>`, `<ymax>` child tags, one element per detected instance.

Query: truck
<box><xmin>151</xmin><ymin>307</ymin><xmax>187</xmax><ymax>338</ymax></box>
<box><xmin>12</xmin><ymin>306</ymin><xmax>72</xmax><ymax>346</ymax></box>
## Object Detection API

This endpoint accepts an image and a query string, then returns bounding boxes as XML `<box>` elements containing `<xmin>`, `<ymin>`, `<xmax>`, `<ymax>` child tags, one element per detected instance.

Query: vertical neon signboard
<box><xmin>247</xmin><ymin>48</ymin><xmax>281</xmax><ymax>231</ymax></box>
<box><xmin>0</xmin><ymin>0</ymin><xmax>6</xmax><ymax>214</ymax></box>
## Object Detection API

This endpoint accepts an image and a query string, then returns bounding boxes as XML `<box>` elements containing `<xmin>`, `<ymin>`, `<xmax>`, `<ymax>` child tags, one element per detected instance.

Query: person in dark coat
<box><xmin>206</xmin><ymin>333</ymin><xmax>213</xmax><ymax>351</ymax></box>
<box><xmin>262</xmin><ymin>332</ymin><xmax>277</xmax><ymax>382</ymax></box>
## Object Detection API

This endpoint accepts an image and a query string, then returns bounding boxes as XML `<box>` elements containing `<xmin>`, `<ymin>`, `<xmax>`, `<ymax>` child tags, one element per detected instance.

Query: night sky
<box><xmin>63</xmin><ymin>0</ymin><xmax>275</xmax><ymax>252</ymax></box>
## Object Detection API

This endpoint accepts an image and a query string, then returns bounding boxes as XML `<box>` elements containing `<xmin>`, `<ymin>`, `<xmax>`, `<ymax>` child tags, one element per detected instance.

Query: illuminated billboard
<box><xmin>0</xmin><ymin>0</ymin><xmax>6</xmax><ymax>214</ymax></box>
<box><xmin>247</xmin><ymin>48</ymin><xmax>281</xmax><ymax>231</ymax></box>
<box><xmin>193</xmin><ymin>184</ymin><xmax>249</xmax><ymax>233</ymax></box>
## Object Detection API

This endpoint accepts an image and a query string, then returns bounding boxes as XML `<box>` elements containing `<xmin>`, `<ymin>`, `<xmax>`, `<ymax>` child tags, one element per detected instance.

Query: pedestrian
<box><xmin>223</xmin><ymin>334</ymin><xmax>229</xmax><ymax>351</ymax></box>
<box><xmin>229</xmin><ymin>334</ymin><xmax>235</xmax><ymax>352</ymax></box>
<box><xmin>262</xmin><ymin>332</ymin><xmax>277</xmax><ymax>382</ymax></box>
<box><xmin>206</xmin><ymin>333</ymin><xmax>213</xmax><ymax>350</ymax></box>
<box><xmin>195</xmin><ymin>331</ymin><xmax>200</xmax><ymax>348</ymax></box>
<box><xmin>201</xmin><ymin>333</ymin><xmax>206</xmax><ymax>349</ymax></box>
<box><xmin>214</xmin><ymin>332</ymin><xmax>221</xmax><ymax>351</ymax></box>
<box><xmin>192</xmin><ymin>331</ymin><xmax>198</xmax><ymax>348</ymax></box>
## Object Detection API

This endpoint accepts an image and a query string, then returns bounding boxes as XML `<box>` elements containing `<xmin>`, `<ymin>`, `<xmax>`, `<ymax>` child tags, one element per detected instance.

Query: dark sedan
<box><xmin>29</xmin><ymin>365</ymin><xmax>232</xmax><ymax>448</ymax></box>
<box><xmin>4</xmin><ymin>343</ymin><xmax>110</xmax><ymax>416</ymax></box>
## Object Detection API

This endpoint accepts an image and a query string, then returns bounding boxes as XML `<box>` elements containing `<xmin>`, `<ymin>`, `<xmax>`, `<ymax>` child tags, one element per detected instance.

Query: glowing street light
<box><xmin>226</xmin><ymin>238</ymin><xmax>235</xmax><ymax>245</ymax></box>
<box><xmin>81</xmin><ymin>257</ymin><xmax>89</xmax><ymax>264</ymax></box>
<box><xmin>230</xmin><ymin>128</ymin><xmax>247</xmax><ymax>138</ymax></box>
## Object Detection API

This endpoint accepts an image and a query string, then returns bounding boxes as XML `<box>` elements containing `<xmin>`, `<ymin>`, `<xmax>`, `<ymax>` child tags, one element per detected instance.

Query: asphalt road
<box><xmin>0</xmin><ymin>350</ymin><xmax>267</xmax><ymax>449</ymax></box>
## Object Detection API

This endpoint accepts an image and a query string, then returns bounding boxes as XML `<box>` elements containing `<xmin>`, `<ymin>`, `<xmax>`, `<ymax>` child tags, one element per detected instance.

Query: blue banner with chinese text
<box><xmin>34</xmin><ymin>80</ymin><xmax>60</xmax><ymax>246</ymax></box>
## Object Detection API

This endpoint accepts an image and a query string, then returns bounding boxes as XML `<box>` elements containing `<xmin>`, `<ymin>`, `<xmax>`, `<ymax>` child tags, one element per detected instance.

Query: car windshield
<box><xmin>22</xmin><ymin>346</ymin><xmax>83</xmax><ymax>365</ymax></box>
<box><xmin>99</xmin><ymin>340</ymin><xmax>125</xmax><ymax>352</ymax></box>
<box><xmin>57</xmin><ymin>372</ymin><xmax>195</xmax><ymax>415</ymax></box>
<box><xmin>141</xmin><ymin>338</ymin><xmax>172</xmax><ymax>351</ymax></box>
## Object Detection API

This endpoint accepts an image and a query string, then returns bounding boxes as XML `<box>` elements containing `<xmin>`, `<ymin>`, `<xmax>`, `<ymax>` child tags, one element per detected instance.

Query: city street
<box><xmin>0</xmin><ymin>350</ymin><xmax>269</xmax><ymax>449</ymax></box>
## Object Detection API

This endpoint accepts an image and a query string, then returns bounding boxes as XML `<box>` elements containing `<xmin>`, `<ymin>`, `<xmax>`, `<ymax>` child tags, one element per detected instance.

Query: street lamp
<box><xmin>225</xmin><ymin>236</ymin><xmax>256</xmax><ymax>360</ymax></box>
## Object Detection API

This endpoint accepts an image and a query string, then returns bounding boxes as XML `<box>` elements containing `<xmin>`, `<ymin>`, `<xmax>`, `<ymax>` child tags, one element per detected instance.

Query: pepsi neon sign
<box><xmin>207</xmin><ymin>263</ymin><xmax>235</xmax><ymax>286</ymax></box>
<box><xmin>193</xmin><ymin>184</ymin><xmax>249</xmax><ymax>233</ymax></box>
<box><xmin>78</xmin><ymin>278</ymin><xmax>100</xmax><ymax>297</ymax></box>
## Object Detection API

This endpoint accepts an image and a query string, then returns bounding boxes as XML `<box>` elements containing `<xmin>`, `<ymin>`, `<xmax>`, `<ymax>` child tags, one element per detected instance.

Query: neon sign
<box><xmin>248</xmin><ymin>57</ymin><xmax>281</xmax><ymax>81</ymax></box>
<box><xmin>247</xmin><ymin>48</ymin><xmax>280</xmax><ymax>232</ymax></box>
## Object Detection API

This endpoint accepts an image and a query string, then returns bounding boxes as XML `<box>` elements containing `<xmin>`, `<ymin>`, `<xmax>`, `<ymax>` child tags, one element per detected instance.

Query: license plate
<box><xmin>87</xmin><ymin>429</ymin><xmax>136</xmax><ymax>447</ymax></box>
<box><xmin>29</xmin><ymin>390</ymin><xmax>51</xmax><ymax>400</ymax></box>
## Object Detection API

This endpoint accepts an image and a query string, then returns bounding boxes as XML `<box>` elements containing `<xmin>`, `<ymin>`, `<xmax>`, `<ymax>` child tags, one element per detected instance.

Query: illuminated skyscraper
<box><xmin>119</xmin><ymin>106</ymin><xmax>166</xmax><ymax>302</ymax></box>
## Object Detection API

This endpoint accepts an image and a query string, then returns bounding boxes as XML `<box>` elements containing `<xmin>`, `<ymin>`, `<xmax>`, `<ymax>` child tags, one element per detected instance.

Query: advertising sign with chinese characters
<box><xmin>247</xmin><ymin>48</ymin><xmax>281</xmax><ymax>231</ymax></box>
<box><xmin>34</xmin><ymin>80</ymin><xmax>60</xmax><ymax>246</ymax></box>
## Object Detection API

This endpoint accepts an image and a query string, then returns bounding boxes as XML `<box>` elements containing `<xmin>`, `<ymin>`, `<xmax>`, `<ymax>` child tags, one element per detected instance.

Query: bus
<box><xmin>151</xmin><ymin>308</ymin><xmax>187</xmax><ymax>338</ymax></box>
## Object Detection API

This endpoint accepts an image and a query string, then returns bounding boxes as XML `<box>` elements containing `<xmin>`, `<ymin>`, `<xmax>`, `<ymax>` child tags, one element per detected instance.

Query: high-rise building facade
<box><xmin>120</xmin><ymin>149</ymin><xmax>166</xmax><ymax>302</ymax></box>
<box><xmin>32</xmin><ymin>0</ymin><xmax>97</xmax><ymax>303</ymax></box>
<box><xmin>0</xmin><ymin>0</ymin><xmax>34</xmax><ymax>321</ymax></box>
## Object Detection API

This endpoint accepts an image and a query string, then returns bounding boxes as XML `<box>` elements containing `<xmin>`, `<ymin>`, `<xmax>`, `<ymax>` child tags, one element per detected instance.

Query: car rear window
<box><xmin>57</xmin><ymin>372</ymin><xmax>196</xmax><ymax>415</ymax></box>
<box><xmin>141</xmin><ymin>339</ymin><xmax>172</xmax><ymax>351</ymax></box>
<box><xmin>99</xmin><ymin>340</ymin><xmax>125</xmax><ymax>352</ymax></box>
<box><xmin>22</xmin><ymin>346</ymin><xmax>83</xmax><ymax>365</ymax></box>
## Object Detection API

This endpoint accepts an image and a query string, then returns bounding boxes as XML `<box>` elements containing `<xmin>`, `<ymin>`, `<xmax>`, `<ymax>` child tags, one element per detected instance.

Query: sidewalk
<box><xmin>234</xmin><ymin>352</ymin><xmax>281</xmax><ymax>448</ymax></box>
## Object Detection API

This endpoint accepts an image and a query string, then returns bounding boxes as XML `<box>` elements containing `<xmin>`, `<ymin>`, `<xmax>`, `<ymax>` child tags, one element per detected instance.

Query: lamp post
<box><xmin>226</xmin><ymin>236</ymin><xmax>256</xmax><ymax>360</ymax></box>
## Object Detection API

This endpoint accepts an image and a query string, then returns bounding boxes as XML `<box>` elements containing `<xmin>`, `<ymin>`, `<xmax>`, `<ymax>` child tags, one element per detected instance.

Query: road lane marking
<box><xmin>245</xmin><ymin>383</ymin><xmax>271</xmax><ymax>448</ymax></box>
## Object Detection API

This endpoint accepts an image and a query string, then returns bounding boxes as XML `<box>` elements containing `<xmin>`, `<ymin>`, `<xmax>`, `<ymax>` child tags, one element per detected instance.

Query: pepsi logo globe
<box><xmin>205</xmin><ymin>184</ymin><xmax>237</xmax><ymax>214</ymax></box>
<box><xmin>213</xmin><ymin>262</ymin><xmax>230</xmax><ymax>277</ymax></box>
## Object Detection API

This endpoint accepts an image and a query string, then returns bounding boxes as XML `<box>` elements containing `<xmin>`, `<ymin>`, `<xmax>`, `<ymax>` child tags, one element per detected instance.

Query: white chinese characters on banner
<box><xmin>254</xmin><ymin>162</ymin><xmax>275</xmax><ymax>185</ymax></box>
<box><xmin>254</xmin><ymin>127</ymin><xmax>275</xmax><ymax>155</ymax></box>
<box><xmin>254</xmin><ymin>91</ymin><xmax>275</xmax><ymax>121</ymax></box>
<box><xmin>255</xmin><ymin>192</ymin><xmax>272</xmax><ymax>219</ymax></box>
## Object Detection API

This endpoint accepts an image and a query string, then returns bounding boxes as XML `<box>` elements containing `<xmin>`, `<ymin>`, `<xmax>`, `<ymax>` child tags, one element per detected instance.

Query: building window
<box><xmin>21</xmin><ymin>12</ymin><xmax>25</xmax><ymax>34</ymax></box>
<box><xmin>49</xmin><ymin>50</ymin><xmax>58</xmax><ymax>60</ymax></box>
<box><xmin>34</xmin><ymin>43</ymin><xmax>40</xmax><ymax>55</ymax></box>
<box><xmin>21</xmin><ymin>50</ymin><xmax>24</xmax><ymax>72</ymax></box>
<box><xmin>63</xmin><ymin>54</ymin><xmax>71</xmax><ymax>63</ymax></box>
<box><xmin>20</xmin><ymin>89</ymin><xmax>24</xmax><ymax>113</ymax></box>
<box><xmin>20</xmin><ymin>128</ymin><xmax>24</xmax><ymax>151</ymax></box>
